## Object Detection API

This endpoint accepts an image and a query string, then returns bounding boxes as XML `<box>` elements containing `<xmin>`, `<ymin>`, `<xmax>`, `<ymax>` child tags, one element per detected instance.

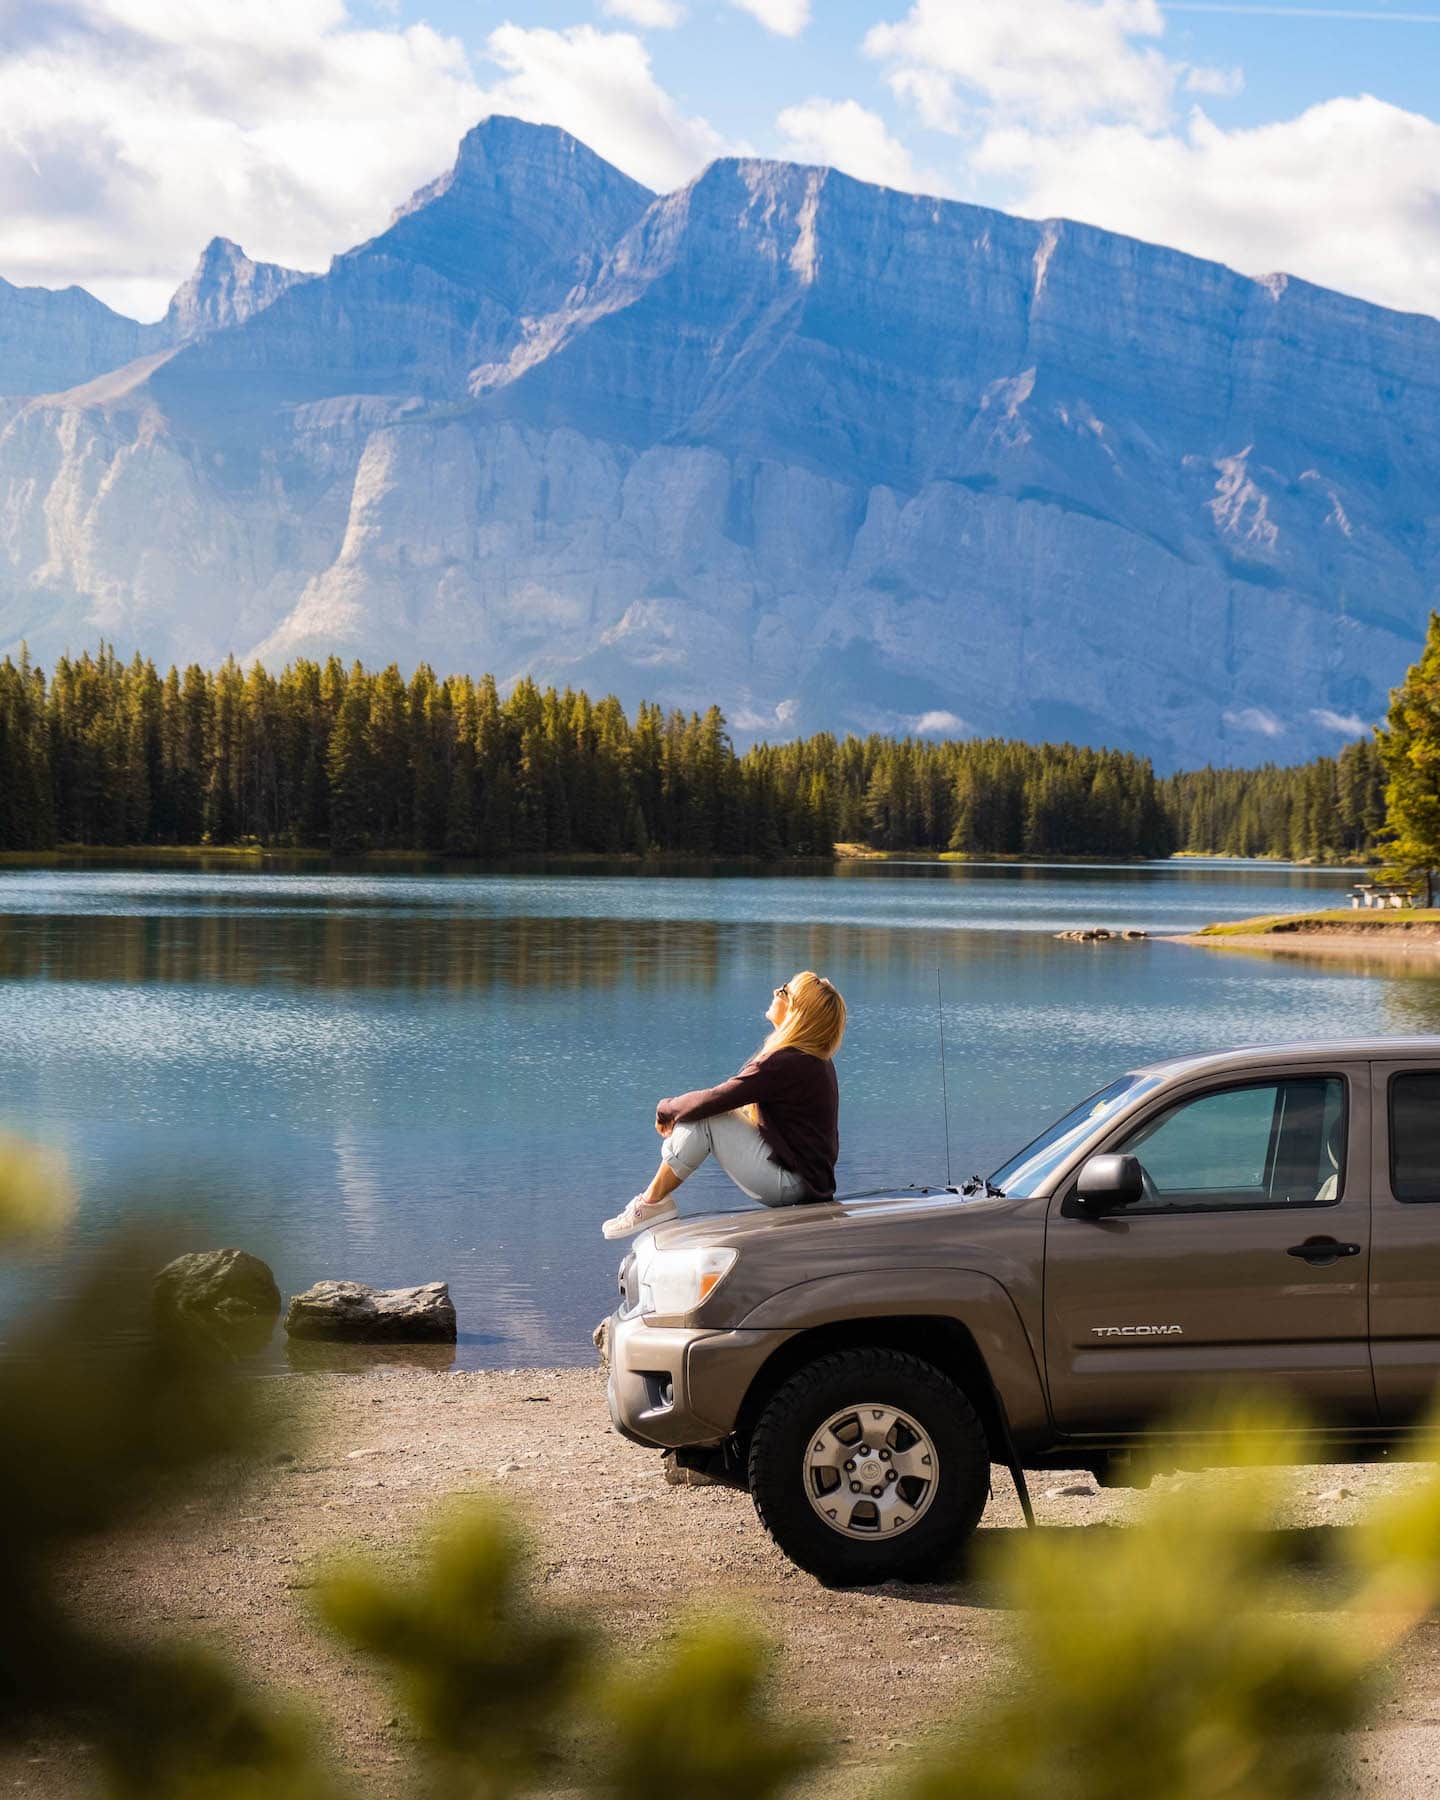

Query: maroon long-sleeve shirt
<box><xmin>656</xmin><ymin>1047</ymin><xmax>840</xmax><ymax>1200</ymax></box>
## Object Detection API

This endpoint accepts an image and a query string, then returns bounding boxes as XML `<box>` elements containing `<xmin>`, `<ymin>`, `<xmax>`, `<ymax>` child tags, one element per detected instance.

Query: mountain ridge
<box><xmin>1</xmin><ymin>115</ymin><xmax>1435</xmax><ymax>768</ymax></box>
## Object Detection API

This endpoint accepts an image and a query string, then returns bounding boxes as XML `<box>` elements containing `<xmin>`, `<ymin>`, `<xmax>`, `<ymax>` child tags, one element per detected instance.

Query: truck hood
<box><xmin>643</xmin><ymin>1187</ymin><xmax>1016</xmax><ymax>1256</ymax></box>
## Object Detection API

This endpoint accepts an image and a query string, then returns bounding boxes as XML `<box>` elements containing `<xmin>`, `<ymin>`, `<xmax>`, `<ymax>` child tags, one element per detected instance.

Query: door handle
<box><xmin>1286</xmin><ymin>1237</ymin><xmax>1361</xmax><ymax>1266</ymax></box>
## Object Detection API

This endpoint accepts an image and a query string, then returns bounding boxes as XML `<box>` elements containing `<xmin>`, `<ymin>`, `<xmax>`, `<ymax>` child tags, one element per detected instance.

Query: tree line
<box><xmin>0</xmin><ymin>645</ymin><xmax>1387</xmax><ymax>861</ymax></box>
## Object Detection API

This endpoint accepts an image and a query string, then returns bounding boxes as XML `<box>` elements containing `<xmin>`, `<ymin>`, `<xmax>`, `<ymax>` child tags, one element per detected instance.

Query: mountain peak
<box><xmin>354</xmin><ymin>114</ymin><xmax>653</xmax><ymax>312</ymax></box>
<box><xmin>163</xmin><ymin>239</ymin><xmax>311</xmax><ymax>342</ymax></box>
<box><xmin>387</xmin><ymin>114</ymin><xmax>653</xmax><ymax>236</ymax></box>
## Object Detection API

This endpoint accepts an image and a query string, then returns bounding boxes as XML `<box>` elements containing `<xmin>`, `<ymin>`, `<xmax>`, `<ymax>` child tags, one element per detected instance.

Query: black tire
<box><xmin>746</xmin><ymin>1347</ymin><xmax>990</xmax><ymax>1587</ymax></box>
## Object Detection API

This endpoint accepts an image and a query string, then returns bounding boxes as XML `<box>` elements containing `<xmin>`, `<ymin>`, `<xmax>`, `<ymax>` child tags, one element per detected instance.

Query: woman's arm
<box><xmin>656</xmin><ymin>1059</ymin><xmax>774</xmax><ymax>1128</ymax></box>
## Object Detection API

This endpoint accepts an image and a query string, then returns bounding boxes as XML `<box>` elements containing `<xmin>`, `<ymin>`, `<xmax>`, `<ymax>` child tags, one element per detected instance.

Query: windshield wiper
<box><xmin>959</xmin><ymin>1174</ymin><xmax>1005</xmax><ymax>1197</ymax></box>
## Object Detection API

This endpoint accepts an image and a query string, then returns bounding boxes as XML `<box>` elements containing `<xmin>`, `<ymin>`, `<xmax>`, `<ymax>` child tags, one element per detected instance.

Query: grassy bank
<box><xmin>1197</xmin><ymin>909</ymin><xmax>1440</xmax><ymax>937</ymax></box>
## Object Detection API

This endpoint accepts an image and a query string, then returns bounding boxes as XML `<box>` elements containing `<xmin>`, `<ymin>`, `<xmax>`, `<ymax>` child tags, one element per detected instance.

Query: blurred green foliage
<box><xmin>0</xmin><ymin>1134</ymin><xmax>73</xmax><ymax>1247</ymax></box>
<box><xmin>6</xmin><ymin>1141</ymin><xmax>1440</xmax><ymax>1800</ymax></box>
<box><xmin>900</xmin><ymin>1402</ymin><xmax>1385</xmax><ymax>1800</ymax></box>
<box><xmin>318</xmin><ymin>1508</ymin><xmax>591</xmax><ymax>1798</ymax></box>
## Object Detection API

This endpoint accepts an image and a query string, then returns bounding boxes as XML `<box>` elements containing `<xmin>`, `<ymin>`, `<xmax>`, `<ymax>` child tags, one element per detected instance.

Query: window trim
<box><xmin>1070</xmin><ymin>1073</ymin><xmax>1350</xmax><ymax>1218</ymax></box>
<box><xmin>1387</xmin><ymin>1070</ymin><xmax>1440</xmax><ymax>1204</ymax></box>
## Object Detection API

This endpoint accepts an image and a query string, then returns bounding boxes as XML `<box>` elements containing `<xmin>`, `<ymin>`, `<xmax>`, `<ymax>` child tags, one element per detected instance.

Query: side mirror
<box><xmin>1073</xmin><ymin>1153</ymin><xmax>1145</xmax><ymax>1216</ymax></box>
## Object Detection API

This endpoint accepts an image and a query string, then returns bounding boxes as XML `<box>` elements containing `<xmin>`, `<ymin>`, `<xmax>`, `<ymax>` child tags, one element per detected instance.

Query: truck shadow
<box><xmin>878</xmin><ymin>1522</ymin><xmax>1363</xmax><ymax>1611</ymax></box>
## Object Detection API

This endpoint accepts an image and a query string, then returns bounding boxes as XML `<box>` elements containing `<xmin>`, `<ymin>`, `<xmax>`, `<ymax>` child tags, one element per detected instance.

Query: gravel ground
<box><xmin>6</xmin><ymin>1367</ymin><xmax>1440</xmax><ymax>1797</ymax></box>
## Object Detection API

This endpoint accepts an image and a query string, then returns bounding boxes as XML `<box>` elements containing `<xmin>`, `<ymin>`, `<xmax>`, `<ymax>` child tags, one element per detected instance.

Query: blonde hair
<box><xmin>758</xmin><ymin>970</ymin><xmax>846</xmax><ymax>1062</ymax></box>
<box><xmin>741</xmin><ymin>971</ymin><xmax>845</xmax><ymax>1128</ymax></box>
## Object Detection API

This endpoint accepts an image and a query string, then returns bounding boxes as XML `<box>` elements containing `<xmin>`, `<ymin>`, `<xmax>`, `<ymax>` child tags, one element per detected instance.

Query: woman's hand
<box><xmin>655</xmin><ymin>1111</ymin><xmax>674</xmax><ymax>1138</ymax></box>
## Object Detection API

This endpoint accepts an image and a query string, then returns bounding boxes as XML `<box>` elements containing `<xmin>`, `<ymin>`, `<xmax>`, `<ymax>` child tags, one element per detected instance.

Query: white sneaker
<box><xmin>602</xmin><ymin>1194</ymin><xmax>677</xmax><ymax>1240</ymax></box>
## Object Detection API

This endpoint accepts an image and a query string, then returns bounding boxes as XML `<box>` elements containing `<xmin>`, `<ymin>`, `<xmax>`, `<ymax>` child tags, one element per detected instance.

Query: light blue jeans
<box><xmin>662</xmin><ymin>1111</ymin><xmax>808</xmax><ymax>1207</ymax></box>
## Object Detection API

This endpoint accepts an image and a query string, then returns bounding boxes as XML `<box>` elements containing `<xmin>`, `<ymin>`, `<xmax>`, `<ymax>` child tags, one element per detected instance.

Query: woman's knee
<box><xmin>662</xmin><ymin>1117</ymin><xmax>712</xmax><ymax>1176</ymax></box>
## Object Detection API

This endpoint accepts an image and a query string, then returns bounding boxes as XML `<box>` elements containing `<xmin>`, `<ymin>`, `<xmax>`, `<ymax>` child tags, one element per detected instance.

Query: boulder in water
<box><xmin>152</xmin><ymin>1248</ymin><xmax>282</xmax><ymax>1356</ymax></box>
<box><xmin>284</xmin><ymin>1279</ymin><xmax>457</xmax><ymax>1343</ymax></box>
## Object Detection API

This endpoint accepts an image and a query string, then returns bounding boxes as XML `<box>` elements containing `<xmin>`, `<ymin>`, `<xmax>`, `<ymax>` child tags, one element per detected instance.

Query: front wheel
<box><xmin>746</xmin><ymin>1348</ymin><xmax>990</xmax><ymax>1587</ymax></box>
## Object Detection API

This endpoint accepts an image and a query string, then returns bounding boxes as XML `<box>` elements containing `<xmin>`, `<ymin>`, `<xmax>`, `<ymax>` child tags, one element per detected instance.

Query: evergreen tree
<box><xmin>1377</xmin><ymin>611</ymin><xmax>1440</xmax><ymax>904</ymax></box>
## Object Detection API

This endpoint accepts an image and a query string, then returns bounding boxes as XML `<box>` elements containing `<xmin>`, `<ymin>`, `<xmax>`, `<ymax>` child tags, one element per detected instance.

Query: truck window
<box><xmin>989</xmin><ymin>1074</ymin><xmax>1161</xmax><ymax>1197</ymax></box>
<box><xmin>1116</xmin><ymin>1077</ymin><xmax>1345</xmax><ymax>1212</ymax></box>
<box><xmin>1389</xmin><ymin>1072</ymin><xmax>1440</xmax><ymax>1202</ymax></box>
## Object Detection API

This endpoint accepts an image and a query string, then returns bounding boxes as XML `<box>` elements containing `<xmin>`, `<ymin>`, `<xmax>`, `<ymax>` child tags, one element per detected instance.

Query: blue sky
<box><xmin>1</xmin><ymin>0</ymin><xmax>1437</xmax><ymax>320</ymax></box>
<box><xmin>425</xmin><ymin>0</ymin><xmax>1439</xmax><ymax>144</ymax></box>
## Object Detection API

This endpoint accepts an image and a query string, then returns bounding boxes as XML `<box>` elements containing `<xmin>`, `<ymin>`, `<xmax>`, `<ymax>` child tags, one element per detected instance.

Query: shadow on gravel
<box><xmin>872</xmin><ymin>1522</ymin><xmax>1365</xmax><ymax>1611</ymax></box>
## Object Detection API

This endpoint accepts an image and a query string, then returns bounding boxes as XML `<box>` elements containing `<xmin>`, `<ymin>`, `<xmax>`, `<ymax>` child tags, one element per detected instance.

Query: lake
<box><xmin>2</xmin><ymin>856</ymin><xmax>1436</xmax><ymax>1367</ymax></box>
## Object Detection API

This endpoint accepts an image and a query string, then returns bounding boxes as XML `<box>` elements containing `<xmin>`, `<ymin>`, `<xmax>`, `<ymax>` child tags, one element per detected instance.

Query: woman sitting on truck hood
<box><xmin>602</xmin><ymin>970</ymin><xmax>846</xmax><ymax>1239</ymax></box>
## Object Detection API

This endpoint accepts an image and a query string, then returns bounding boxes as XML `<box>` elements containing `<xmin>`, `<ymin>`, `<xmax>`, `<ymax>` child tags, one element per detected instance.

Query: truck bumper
<box><xmin>606</xmin><ymin>1308</ymin><xmax>793</xmax><ymax>1450</ymax></box>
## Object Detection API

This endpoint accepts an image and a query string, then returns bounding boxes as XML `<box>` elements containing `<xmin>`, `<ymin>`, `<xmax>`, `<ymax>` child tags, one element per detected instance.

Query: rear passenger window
<box><xmin>1390</xmin><ymin>1073</ymin><xmax>1440</xmax><ymax>1202</ymax></box>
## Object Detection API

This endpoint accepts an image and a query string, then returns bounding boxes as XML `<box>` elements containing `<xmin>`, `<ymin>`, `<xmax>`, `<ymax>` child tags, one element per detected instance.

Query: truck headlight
<box><xmin>632</xmin><ymin>1236</ymin><xmax>738</xmax><ymax>1318</ymax></box>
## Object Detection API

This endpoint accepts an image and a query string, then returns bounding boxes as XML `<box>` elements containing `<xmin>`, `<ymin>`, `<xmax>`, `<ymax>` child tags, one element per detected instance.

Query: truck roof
<box><xmin>1131</xmin><ymin>1037</ymin><xmax>1440</xmax><ymax>1080</ymax></box>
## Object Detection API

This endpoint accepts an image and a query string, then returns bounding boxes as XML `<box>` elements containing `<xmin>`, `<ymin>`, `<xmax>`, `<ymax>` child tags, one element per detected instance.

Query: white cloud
<box><xmin>1224</xmin><ymin>707</ymin><xmax>1286</xmax><ymax>737</ymax></box>
<box><xmin>601</xmin><ymin>0</ymin><xmax>686</xmax><ymax>30</ymax></box>
<box><xmin>865</xmin><ymin>0</ymin><xmax>1228</xmax><ymax>132</ymax></box>
<box><xmin>0</xmin><ymin>6</ymin><xmax>726</xmax><ymax>319</ymax></box>
<box><xmin>775</xmin><ymin>99</ymin><xmax>949</xmax><ymax>195</ymax></box>
<box><xmin>1183</xmin><ymin>63</ymin><xmax>1244</xmax><ymax>97</ymax></box>
<box><xmin>911</xmin><ymin>710</ymin><xmax>968</xmax><ymax>735</ymax></box>
<box><xmin>733</xmin><ymin>0</ymin><xmax>811</xmax><ymax>37</ymax></box>
<box><xmin>977</xmin><ymin>96</ymin><xmax>1440</xmax><ymax>318</ymax></box>
<box><xmin>1312</xmin><ymin>708</ymin><xmax>1369</xmax><ymax>736</ymax></box>
<box><xmin>480</xmin><ymin>25</ymin><xmax>728</xmax><ymax>192</ymax></box>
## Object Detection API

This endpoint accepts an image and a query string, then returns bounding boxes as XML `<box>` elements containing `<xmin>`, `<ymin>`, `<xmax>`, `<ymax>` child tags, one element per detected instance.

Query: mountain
<box><xmin>0</xmin><ymin>237</ymin><xmax>310</xmax><ymax>401</ymax></box>
<box><xmin>1</xmin><ymin>116</ymin><xmax>1437</xmax><ymax>766</ymax></box>
<box><xmin>162</xmin><ymin>237</ymin><xmax>311</xmax><ymax>341</ymax></box>
<box><xmin>0</xmin><ymin>277</ymin><xmax>160</xmax><ymax>397</ymax></box>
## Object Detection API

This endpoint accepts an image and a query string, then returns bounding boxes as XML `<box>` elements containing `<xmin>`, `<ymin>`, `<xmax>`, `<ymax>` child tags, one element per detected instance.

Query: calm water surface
<box><xmin>2</xmin><ymin>856</ymin><xmax>1436</xmax><ymax>1367</ymax></box>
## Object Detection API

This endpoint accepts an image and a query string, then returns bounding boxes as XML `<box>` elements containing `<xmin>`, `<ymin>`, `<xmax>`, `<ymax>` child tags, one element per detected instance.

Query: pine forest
<box><xmin>0</xmin><ymin>647</ymin><xmax>1387</xmax><ymax>863</ymax></box>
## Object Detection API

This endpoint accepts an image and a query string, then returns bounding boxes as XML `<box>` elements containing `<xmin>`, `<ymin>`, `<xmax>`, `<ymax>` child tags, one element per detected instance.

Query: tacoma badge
<box><xmin>1090</xmin><ymin>1324</ymin><xmax>1183</xmax><ymax>1337</ymax></box>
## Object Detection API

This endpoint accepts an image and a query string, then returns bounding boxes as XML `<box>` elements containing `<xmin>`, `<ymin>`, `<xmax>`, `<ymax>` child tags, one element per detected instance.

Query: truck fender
<box><xmin>732</xmin><ymin>1266</ymin><xmax>1049</xmax><ymax>1447</ymax></box>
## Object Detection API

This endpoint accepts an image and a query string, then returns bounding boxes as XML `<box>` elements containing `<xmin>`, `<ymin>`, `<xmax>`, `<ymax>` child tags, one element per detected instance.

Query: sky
<box><xmin>1</xmin><ymin>0</ymin><xmax>1438</xmax><ymax>323</ymax></box>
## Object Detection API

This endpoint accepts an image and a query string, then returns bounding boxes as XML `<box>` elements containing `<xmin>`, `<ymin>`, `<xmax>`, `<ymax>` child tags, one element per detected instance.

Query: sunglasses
<box><xmin>774</xmin><ymin>984</ymin><xmax>790</xmax><ymax>1000</ymax></box>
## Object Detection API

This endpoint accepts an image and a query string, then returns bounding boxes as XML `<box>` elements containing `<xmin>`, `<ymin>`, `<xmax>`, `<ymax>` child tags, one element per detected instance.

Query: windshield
<box><xmin>988</xmin><ymin>1074</ymin><xmax>1162</xmax><ymax>1198</ymax></box>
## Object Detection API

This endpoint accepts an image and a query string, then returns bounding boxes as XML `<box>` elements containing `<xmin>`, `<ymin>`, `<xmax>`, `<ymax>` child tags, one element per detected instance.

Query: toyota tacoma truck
<box><xmin>607</xmin><ymin>1039</ymin><xmax>1440</xmax><ymax>1585</ymax></box>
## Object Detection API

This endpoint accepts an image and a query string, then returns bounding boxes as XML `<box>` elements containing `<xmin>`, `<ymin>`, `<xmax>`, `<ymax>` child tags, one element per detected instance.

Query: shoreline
<box><xmin>1175</xmin><ymin>911</ymin><xmax>1440</xmax><ymax>963</ymax></box>
<box><xmin>0</xmin><ymin>844</ymin><xmax>1367</xmax><ymax>872</ymax></box>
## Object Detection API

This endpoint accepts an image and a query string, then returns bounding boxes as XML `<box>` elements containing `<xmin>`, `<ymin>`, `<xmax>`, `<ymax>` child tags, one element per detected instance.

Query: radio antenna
<box><xmin>936</xmin><ymin>964</ymin><xmax>953</xmax><ymax>1189</ymax></box>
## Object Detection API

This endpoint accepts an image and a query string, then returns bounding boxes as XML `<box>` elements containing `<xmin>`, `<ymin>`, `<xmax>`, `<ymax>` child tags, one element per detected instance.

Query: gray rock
<box><xmin>153</xmin><ymin>1247</ymin><xmax>281</xmax><ymax>1324</ymax></box>
<box><xmin>152</xmin><ymin>1247</ymin><xmax>281</xmax><ymax>1358</ymax></box>
<box><xmin>163</xmin><ymin>238</ymin><xmax>310</xmax><ymax>343</ymax></box>
<box><xmin>284</xmin><ymin>1279</ymin><xmax>457</xmax><ymax>1343</ymax></box>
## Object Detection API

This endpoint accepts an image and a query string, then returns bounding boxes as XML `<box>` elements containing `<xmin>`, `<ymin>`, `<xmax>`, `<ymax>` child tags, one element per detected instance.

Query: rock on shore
<box><xmin>284</xmin><ymin>1280</ymin><xmax>457</xmax><ymax>1343</ymax></box>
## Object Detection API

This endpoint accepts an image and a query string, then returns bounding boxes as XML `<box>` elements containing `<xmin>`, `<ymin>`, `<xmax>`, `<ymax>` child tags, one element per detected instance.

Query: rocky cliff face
<box><xmin>162</xmin><ymin>238</ymin><xmax>312</xmax><ymax>342</ymax></box>
<box><xmin>1</xmin><ymin>116</ymin><xmax>1436</xmax><ymax>766</ymax></box>
<box><xmin>0</xmin><ymin>278</ymin><xmax>161</xmax><ymax>397</ymax></box>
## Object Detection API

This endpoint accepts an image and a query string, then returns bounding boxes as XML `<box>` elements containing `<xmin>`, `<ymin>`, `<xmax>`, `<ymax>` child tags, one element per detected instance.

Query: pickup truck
<box><xmin>606</xmin><ymin>1038</ymin><xmax>1440</xmax><ymax>1585</ymax></box>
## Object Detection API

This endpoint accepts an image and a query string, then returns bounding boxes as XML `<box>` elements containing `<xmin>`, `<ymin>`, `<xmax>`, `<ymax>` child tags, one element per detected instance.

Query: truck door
<box><xmin>1044</xmin><ymin>1063</ymin><xmax>1375</xmax><ymax>1434</ymax></box>
<box><xmin>1369</xmin><ymin>1059</ymin><xmax>1440</xmax><ymax>1423</ymax></box>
